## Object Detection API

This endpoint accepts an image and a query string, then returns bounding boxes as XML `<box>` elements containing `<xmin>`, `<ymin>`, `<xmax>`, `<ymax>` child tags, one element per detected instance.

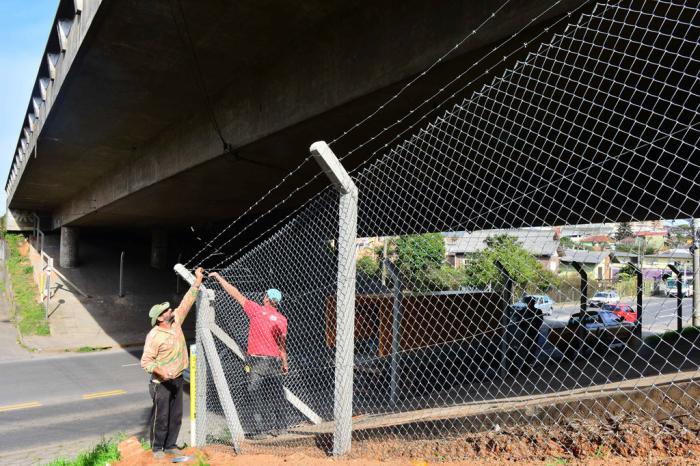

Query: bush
<box><xmin>44</xmin><ymin>438</ymin><xmax>120</xmax><ymax>466</ymax></box>
<box><xmin>357</xmin><ymin>255</ymin><xmax>379</xmax><ymax>277</ymax></box>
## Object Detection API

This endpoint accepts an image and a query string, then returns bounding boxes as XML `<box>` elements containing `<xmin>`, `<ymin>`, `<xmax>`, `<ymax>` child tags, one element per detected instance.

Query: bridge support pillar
<box><xmin>150</xmin><ymin>229</ymin><xmax>168</xmax><ymax>270</ymax></box>
<box><xmin>59</xmin><ymin>226</ymin><xmax>79</xmax><ymax>268</ymax></box>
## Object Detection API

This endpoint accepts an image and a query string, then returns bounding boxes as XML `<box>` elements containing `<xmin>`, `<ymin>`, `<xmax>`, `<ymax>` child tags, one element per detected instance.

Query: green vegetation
<box><xmin>357</xmin><ymin>255</ymin><xmax>380</xmax><ymax>277</ymax></box>
<box><xmin>4</xmin><ymin>234</ymin><xmax>49</xmax><ymax>335</ymax></box>
<box><xmin>644</xmin><ymin>326</ymin><xmax>700</xmax><ymax>346</ymax></box>
<box><xmin>395</xmin><ymin>233</ymin><xmax>445</xmax><ymax>287</ymax></box>
<box><xmin>462</xmin><ymin>234</ymin><xmax>558</xmax><ymax>293</ymax></box>
<box><xmin>195</xmin><ymin>452</ymin><xmax>211</xmax><ymax>466</ymax></box>
<box><xmin>380</xmin><ymin>233</ymin><xmax>558</xmax><ymax>293</ymax></box>
<box><xmin>43</xmin><ymin>438</ymin><xmax>120</xmax><ymax>466</ymax></box>
<box><xmin>394</xmin><ymin>233</ymin><xmax>466</xmax><ymax>291</ymax></box>
<box><xmin>559</xmin><ymin>236</ymin><xmax>574</xmax><ymax>248</ymax></box>
<box><xmin>76</xmin><ymin>346</ymin><xmax>111</xmax><ymax>353</ymax></box>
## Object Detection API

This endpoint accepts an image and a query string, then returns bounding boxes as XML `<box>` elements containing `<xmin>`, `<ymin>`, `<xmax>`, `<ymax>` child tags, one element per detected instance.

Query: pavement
<box><xmin>0</xmin><ymin>238</ymin><xmax>194</xmax><ymax>465</ymax></box>
<box><xmin>0</xmin><ymin>349</ymin><xmax>192</xmax><ymax>466</ymax></box>
<box><xmin>0</xmin><ymin>286</ymin><xmax>32</xmax><ymax>362</ymax></box>
<box><xmin>543</xmin><ymin>296</ymin><xmax>695</xmax><ymax>335</ymax></box>
<box><xmin>17</xmin><ymin>235</ymin><xmax>194</xmax><ymax>353</ymax></box>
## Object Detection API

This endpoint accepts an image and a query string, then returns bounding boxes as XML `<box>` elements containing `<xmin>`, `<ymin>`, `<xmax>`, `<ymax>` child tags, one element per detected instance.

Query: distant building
<box><xmin>445</xmin><ymin>229</ymin><xmax>560</xmax><ymax>272</ymax></box>
<box><xmin>612</xmin><ymin>248</ymin><xmax>692</xmax><ymax>280</ymax></box>
<box><xmin>558</xmin><ymin>249</ymin><xmax>612</xmax><ymax>281</ymax></box>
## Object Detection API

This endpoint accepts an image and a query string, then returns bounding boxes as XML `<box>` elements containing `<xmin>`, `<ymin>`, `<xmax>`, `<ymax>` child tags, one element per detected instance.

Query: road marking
<box><xmin>82</xmin><ymin>389</ymin><xmax>126</xmax><ymax>400</ymax></box>
<box><xmin>121</xmin><ymin>363</ymin><xmax>139</xmax><ymax>367</ymax></box>
<box><xmin>0</xmin><ymin>401</ymin><xmax>42</xmax><ymax>413</ymax></box>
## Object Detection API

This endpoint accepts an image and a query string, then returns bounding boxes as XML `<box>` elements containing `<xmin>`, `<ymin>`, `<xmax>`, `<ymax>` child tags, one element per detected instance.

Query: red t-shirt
<box><xmin>244</xmin><ymin>300</ymin><xmax>288</xmax><ymax>357</ymax></box>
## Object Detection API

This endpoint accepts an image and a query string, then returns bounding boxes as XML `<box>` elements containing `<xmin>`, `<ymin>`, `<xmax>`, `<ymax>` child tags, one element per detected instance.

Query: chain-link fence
<box><xmin>180</xmin><ymin>0</ymin><xmax>700</xmax><ymax>459</ymax></box>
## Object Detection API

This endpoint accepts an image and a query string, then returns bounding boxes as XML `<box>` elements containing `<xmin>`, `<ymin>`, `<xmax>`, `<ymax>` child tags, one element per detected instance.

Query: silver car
<box><xmin>515</xmin><ymin>294</ymin><xmax>555</xmax><ymax>316</ymax></box>
<box><xmin>589</xmin><ymin>290</ymin><xmax>620</xmax><ymax>307</ymax></box>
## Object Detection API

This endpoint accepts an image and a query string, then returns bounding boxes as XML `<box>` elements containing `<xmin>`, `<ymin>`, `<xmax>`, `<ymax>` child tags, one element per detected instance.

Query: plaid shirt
<box><xmin>141</xmin><ymin>286</ymin><xmax>199</xmax><ymax>380</ymax></box>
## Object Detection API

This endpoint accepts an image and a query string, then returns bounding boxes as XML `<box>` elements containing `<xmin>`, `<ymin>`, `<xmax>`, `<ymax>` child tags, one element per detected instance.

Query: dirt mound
<box><xmin>114</xmin><ymin>416</ymin><xmax>700</xmax><ymax>465</ymax></box>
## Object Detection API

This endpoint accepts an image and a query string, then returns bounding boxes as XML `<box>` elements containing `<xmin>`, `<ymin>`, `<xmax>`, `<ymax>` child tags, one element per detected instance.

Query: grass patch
<box><xmin>76</xmin><ymin>346</ymin><xmax>111</xmax><ymax>353</ymax></box>
<box><xmin>43</xmin><ymin>438</ymin><xmax>120</xmax><ymax>466</ymax></box>
<box><xmin>644</xmin><ymin>326</ymin><xmax>700</xmax><ymax>346</ymax></box>
<box><xmin>4</xmin><ymin>234</ymin><xmax>49</xmax><ymax>336</ymax></box>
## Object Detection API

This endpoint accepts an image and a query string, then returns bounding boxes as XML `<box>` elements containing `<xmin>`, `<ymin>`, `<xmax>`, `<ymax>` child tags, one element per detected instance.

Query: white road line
<box><xmin>121</xmin><ymin>363</ymin><xmax>139</xmax><ymax>367</ymax></box>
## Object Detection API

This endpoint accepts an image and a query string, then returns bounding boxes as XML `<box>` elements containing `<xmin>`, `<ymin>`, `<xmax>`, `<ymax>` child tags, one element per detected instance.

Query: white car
<box><xmin>514</xmin><ymin>294</ymin><xmax>555</xmax><ymax>316</ymax></box>
<box><xmin>590</xmin><ymin>290</ymin><xmax>620</xmax><ymax>307</ymax></box>
<box><xmin>667</xmin><ymin>279</ymin><xmax>694</xmax><ymax>298</ymax></box>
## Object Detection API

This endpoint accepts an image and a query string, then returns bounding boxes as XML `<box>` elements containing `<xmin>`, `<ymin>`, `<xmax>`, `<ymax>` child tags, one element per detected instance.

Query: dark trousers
<box><xmin>149</xmin><ymin>377</ymin><xmax>183</xmax><ymax>451</ymax></box>
<box><xmin>247</xmin><ymin>356</ymin><xmax>288</xmax><ymax>434</ymax></box>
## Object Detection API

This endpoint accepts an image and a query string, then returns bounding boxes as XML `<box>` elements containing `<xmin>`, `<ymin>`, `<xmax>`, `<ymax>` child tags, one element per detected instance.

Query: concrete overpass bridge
<box><xmin>5</xmin><ymin>0</ymin><xmax>579</xmax><ymax>269</ymax></box>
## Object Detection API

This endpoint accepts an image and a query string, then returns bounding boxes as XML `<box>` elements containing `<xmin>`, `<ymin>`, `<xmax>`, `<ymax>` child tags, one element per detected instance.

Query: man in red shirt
<box><xmin>208</xmin><ymin>272</ymin><xmax>288</xmax><ymax>438</ymax></box>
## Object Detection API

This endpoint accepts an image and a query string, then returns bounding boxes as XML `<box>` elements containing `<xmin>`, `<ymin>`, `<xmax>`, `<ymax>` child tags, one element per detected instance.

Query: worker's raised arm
<box><xmin>209</xmin><ymin>272</ymin><xmax>248</xmax><ymax>308</ymax></box>
<box><xmin>174</xmin><ymin>267</ymin><xmax>204</xmax><ymax>323</ymax></box>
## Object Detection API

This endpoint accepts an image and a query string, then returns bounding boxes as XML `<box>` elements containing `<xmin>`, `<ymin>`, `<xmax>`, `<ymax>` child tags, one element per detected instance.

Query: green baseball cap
<box><xmin>149</xmin><ymin>301</ymin><xmax>170</xmax><ymax>326</ymax></box>
<box><xmin>266</xmin><ymin>288</ymin><xmax>282</xmax><ymax>303</ymax></box>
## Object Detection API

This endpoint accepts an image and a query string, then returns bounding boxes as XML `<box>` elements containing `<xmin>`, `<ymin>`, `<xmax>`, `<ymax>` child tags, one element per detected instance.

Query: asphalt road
<box><xmin>0</xmin><ymin>349</ymin><xmax>190</xmax><ymax>463</ymax></box>
<box><xmin>544</xmin><ymin>296</ymin><xmax>695</xmax><ymax>335</ymax></box>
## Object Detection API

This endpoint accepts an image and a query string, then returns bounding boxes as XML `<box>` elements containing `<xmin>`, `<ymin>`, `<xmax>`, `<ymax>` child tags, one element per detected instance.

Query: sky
<box><xmin>0</xmin><ymin>0</ymin><xmax>58</xmax><ymax>216</ymax></box>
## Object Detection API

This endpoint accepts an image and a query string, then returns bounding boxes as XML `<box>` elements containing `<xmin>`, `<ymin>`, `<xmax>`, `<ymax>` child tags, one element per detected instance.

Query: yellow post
<box><xmin>190</xmin><ymin>344</ymin><xmax>196</xmax><ymax>447</ymax></box>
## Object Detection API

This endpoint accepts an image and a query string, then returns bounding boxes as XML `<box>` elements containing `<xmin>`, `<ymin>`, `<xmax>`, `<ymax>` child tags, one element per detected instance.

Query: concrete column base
<box><xmin>60</xmin><ymin>226</ymin><xmax>79</xmax><ymax>268</ymax></box>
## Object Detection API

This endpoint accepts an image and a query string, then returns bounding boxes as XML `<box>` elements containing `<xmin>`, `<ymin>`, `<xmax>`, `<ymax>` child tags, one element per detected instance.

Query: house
<box><xmin>611</xmin><ymin>248</ymin><xmax>692</xmax><ymax>280</ymax></box>
<box><xmin>445</xmin><ymin>228</ymin><xmax>560</xmax><ymax>272</ymax></box>
<box><xmin>558</xmin><ymin>249</ymin><xmax>612</xmax><ymax>281</ymax></box>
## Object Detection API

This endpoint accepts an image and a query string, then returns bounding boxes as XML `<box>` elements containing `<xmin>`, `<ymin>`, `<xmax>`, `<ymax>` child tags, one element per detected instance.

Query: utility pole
<box><xmin>693</xmin><ymin>218</ymin><xmax>700</xmax><ymax>327</ymax></box>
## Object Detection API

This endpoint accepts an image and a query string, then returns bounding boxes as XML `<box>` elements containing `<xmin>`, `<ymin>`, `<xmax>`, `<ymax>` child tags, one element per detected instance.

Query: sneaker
<box><xmin>164</xmin><ymin>448</ymin><xmax>182</xmax><ymax>455</ymax></box>
<box><xmin>153</xmin><ymin>450</ymin><xmax>165</xmax><ymax>459</ymax></box>
<box><xmin>246</xmin><ymin>432</ymin><xmax>272</xmax><ymax>440</ymax></box>
<box><xmin>271</xmin><ymin>429</ymin><xmax>288</xmax><ymax>437</ymax></box>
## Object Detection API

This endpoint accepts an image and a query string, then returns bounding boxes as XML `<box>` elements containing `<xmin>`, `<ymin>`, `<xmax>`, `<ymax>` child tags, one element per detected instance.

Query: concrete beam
<box><xmin>5</xmin><ymin>0</ymin><xmax>104</xmax><ymax>198</ymax></box>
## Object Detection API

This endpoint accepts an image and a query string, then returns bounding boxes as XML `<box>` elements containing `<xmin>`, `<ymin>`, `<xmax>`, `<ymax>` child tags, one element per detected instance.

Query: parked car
<box><xmin>601</xmin><ymin>303</ymin><xmax>637</xmax><ymax>323</ymax></box>
<box><xmin>589</xmin><ymin>290</ymin><xmax>620</xmax><ymax>307</ymax></box>
<box><xmin>514</xmin><ymin>294</ymin><xmax>555</xmax><ymax>316</ymax></box>
<box><xmin>667</xmin><ymin>278</ymin><xmax>694</xmax><ymax>298</ymax></box>
<box><xmin>549</xmin><ymin>310</ymin><xmax>637</xmax><ymax>356</ymax></box>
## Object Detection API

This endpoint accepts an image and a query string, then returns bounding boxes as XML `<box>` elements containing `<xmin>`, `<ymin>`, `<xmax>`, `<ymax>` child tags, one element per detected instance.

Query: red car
<box><xmin>601</xmin><ymin>303</ymin><xmax>637</xmax><ymax>322</ymax></box>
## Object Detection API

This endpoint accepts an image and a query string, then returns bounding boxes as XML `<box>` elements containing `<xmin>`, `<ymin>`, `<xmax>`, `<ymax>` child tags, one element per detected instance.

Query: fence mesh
<box><xmin>190</xmin><ymin>0</ymin><xmax>700</xmax><ymax>459</ymax></box>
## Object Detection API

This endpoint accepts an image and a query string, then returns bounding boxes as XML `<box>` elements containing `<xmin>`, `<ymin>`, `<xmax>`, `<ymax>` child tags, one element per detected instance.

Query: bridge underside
<box><xmin>8</xmin><ymin>0</ymin><xmax>584</xmax><ymax>232</ymax></box>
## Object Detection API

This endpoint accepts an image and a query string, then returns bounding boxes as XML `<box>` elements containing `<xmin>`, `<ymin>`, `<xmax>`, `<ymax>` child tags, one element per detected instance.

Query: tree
<box><xmin>559</xmin><ymin>236</ymin><xmax>574</xmax><ymax>248</ymax></box>
<box><xmin>615</xmin><ymin>262</ymin><xmax>638</xmax><ymax>281</ymax></box>
<box><xmin>394</xmin><ymin>233</ymin><xmax>447</xmax><ymax>291</ymax></box>
<box><xmin>462</xmin><ymin>234</ymin><xmax>557</xmax><ymax>292</ymax></box>
<box><xmin>615</xmin><ymin>222</ymin><xmax>634</xmax><ymax>241</ymax></box>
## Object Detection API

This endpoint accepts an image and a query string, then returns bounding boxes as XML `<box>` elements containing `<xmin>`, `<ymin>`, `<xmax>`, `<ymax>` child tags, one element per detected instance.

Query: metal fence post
<box><xmin>668</xmin><ymin>264</ymin><xmax>683</xmax><ymax>332</ymax></box>
<box><xmin>311</xmin><ymin>141</ymin><xmax>358</xmax><ymax>457</ymax></box>
<box><xmin>119</xmin><ymin>251</ymin><xmax>125</xmax><ymax>297</ymax></box>
<box><xmin>693</xmin><ymin>218</ymin><xmax>700</xmax><ymax>327</ymax></box>
<box><xmin>385</xmin><ymin>260</ymin><xmax>403</xmax><ymax>408</ymax></box>
<box><xmin>495</xmin><ymin>261</ymin><xmax>514</xmax><ymax>379</ymax></box>
<box><xmin>572</xmin><ymin>262</ymin><xmax>588</xmax><ymax>313</ymax></box>
<box><xmin>44</xmin><ymin>257</ymin><xmax>52</xmax><ymax>320</ymax></box>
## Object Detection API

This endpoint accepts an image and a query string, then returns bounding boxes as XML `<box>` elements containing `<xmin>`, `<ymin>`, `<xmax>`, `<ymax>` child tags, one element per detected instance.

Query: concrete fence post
<box><xmin>310</xmin><ymin>141</ymin><xmax>358</xmax><ymax>457</ymax></box>
<box><xmin>174</xmin><ymin>264</ymin><xmax>242</xmax><ymax>451</ymax></box>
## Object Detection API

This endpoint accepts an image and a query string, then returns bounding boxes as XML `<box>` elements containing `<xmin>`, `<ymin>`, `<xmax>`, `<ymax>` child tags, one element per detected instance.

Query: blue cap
<box><xmin>266</xmin><ymin>288</ymin><xmax>282</xmax><ymax>303</ymax></box>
